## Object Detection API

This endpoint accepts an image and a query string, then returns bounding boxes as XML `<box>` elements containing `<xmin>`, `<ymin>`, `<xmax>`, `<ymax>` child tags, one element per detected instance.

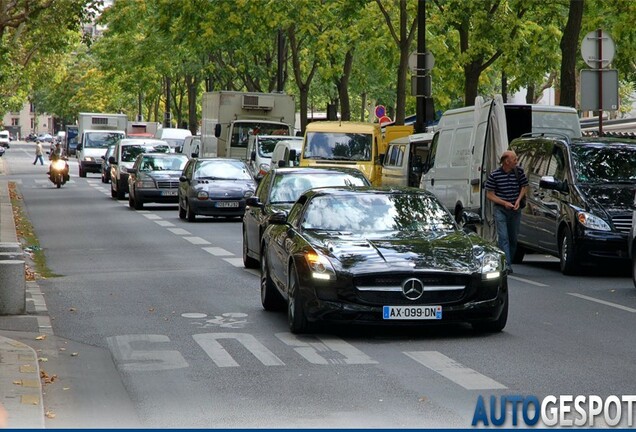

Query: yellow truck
<box><xmin>299</xmin><ymin>121</ymin><xmax>412</xmax><ymax>186</ymax></box>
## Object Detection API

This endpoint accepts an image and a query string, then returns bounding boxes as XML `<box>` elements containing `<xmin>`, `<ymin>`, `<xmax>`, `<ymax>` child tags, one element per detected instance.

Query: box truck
<box><xmin>76</xmin><ymin>112</ymin><xmax>127</xmax><ymax>177</ymax></box>
<box><xmin>200</xmin><ymin>91</ymin><xmax>295</xmax><ymax>159</ymax></box>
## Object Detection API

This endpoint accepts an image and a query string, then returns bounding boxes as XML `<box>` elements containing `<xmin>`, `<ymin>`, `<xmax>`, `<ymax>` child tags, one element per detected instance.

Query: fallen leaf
<box><xmin>71</xmin><ymin>352</ymin><xmax>79</xmax><ymax>357</ymax></box>
<box><xmin>13</xmin><ymin>381</ymin><xmax>21</xmax><ymax>385</ymax></box>
<box><xmin>38</xmin><ymin>357</ymin><xmax>48</xmax><ymax>362</ymax></box>
<box><xmin>69</xmin><ymin>307</ymin><xmax>76</xmax><ymax>312</ymax></box>
<box><xmin>59</xmin><ymin>347</ymin><xmax>66</xmax><ymax>351</ymax></box>
<box><xmin>63</xmin><ymin>387</ymin><xmax>70</xmax><ymax>391</ymax></box>
<box><xmin>35</xmin><ymin>335</ymin><xmax>46</xmax><ymax>340</ymax></box>
<box><xmin>45</xmin><ymin>410</ymin><xmax>56</xmax><ymax>419</ymax></box>
<box><xmin>148</xmin><ymin>307</ymin><xmax>155</xmax><ymax>312</ymax></box>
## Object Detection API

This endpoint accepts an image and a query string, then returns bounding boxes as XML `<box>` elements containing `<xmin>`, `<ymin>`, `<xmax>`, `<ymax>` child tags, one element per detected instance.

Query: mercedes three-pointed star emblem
<box><xmin>401</xmin><ymin>278</ymin><xmax>424</xmax><ymax>301</ymax></box>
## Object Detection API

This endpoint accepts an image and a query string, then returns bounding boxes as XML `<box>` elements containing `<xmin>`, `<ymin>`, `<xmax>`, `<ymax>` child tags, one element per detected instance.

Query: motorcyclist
<box><xmin>48</xmin><ymin>143</ymin><xmax>70</xmax><ymax>181</ymax></box>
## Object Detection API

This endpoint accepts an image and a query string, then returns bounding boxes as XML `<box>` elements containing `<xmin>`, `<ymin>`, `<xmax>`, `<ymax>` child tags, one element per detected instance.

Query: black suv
<box><xmin>510</xmin><ymin>133</ymin><xmax>636</xmax><ymax>275</ymax></box>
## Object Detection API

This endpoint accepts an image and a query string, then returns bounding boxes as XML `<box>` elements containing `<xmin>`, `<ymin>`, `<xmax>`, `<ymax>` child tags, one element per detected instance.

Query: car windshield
<box><xmin>302</xmin><ymin>132</ymin><xmax>372</xmax><ymax>161</ymax></box>
<box><xmin>140</xmin><ymin>155</ymin><xmax>188</xmax><ymax>171</ymax></box>
<box><xmin>301</xmin><ymin>193</ymin><xmax>456</xmax><ymax>233</ymax></box>
<box><xmin>194</xmin><ymin>160</ymin><xmax>252</xmax><ymax>180</ymax></box>
<box><xmin>269</xmin><ymin>173</ymin><xmax>368</xmax><ymax>204</ymax></box>
<box><xmin>571</xmin><ymin>145</ymin><xmax>636</xmax><ymax>183</ymax></box>
<box><xmin>85</xmin><ymin>132</ymin><xmax>124</xmax><ymax>149</ymax></box>
<box><xmin>230</xmin><ymin>122</ymin><xmax>290</xmax><ymax>148</ymax></box>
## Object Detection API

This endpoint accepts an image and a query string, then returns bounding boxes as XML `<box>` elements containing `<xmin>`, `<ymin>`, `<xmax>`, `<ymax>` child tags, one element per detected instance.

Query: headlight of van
<box><xmin>577</xmin><ymin>211</ymin><xmax>611</xmax><ymax>231</ymax></box>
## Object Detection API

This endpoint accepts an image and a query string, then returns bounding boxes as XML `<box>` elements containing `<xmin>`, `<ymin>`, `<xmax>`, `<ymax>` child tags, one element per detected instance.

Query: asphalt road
<box><xmin>3</xmin><ymin>141</ymin><xmax>635</xmax><ymax>428</ymax></box>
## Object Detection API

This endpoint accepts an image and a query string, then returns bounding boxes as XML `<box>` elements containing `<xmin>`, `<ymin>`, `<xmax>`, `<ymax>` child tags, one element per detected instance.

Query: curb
<box><xmin>1</xmin><ymin>157</ymin><xmax>46</xmax><ymax>428</ymax></box>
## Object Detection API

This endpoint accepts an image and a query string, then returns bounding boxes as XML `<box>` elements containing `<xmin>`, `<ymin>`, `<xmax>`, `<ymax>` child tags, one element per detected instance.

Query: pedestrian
<box><xmin>33</xmin><ymin>141</ymin><xmax>44</xmax><ymax>165</ymax></box>
<box><xmin>485</xmin><ymin>150</ymin><xmax>528</xmax><ymax>273</ymax></box>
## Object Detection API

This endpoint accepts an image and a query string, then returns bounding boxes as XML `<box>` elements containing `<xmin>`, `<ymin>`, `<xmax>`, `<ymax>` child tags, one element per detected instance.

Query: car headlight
<box><xmin>84</xmin><ymin>157</ymin><xmax>94</xmax><ymax>162</ymax></box>
<box><xmin>244</xmin><ymin>190</ymin><xmax>254</xmax><ymax>198</ymax></box>
<box><xmin>137</xmin><ymin>178</ymin><xmax>155</xmax><ymax>188</ymax></box>
<box><xmin>258</xmin><ymin>163</ymin><xmax>270</xmax><ymax>176</ymax></box>
<box><xmin>197</xmin><ymin>190</ymin><xmax>209</xmax><ymax>200</ymax></box>
<box><xmin>577</xmin><ymin>211</ymin><xmax>611</xmax><ymax>231</ymax></box>
<box><xmin>481</xmin><ymin>252</ymin><xmax>503</xmax><ymax>280</ymax></box>
<box><xmin>305</xmin><ymin>251</ymin><xmax>336</xmax><ymax>280</ymax></box>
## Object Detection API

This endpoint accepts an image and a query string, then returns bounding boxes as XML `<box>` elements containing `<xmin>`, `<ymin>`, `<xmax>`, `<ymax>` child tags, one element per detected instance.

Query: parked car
<box><xmin>511</xmin><ymin>134</ymin><xmax>636</xmax><ymax>275</ymax></box>
<box><xmin>37</xmin><ymin>133</ymin><xmax>53</xmax><ymax>143</ymax></box>
<box><xmin>0</xmin><ymin>145</ymin><xmax>5</xmax><ymax>157</ymax></box>
<box><xmin>270</xmin><ymin>138</ymin><xmax>303</xmax><ymax>169</ymax></box>
<box><xmin>101</xmin><ymin>145</ymin><xmax>116</xmax><ymax>183</ymax></box>
<box><xmin>242</xmin><ymin>167</ymin><xmax>370</xmax><ymax>269</ymax></box>
<box><xmin>109</xmin><ymin>138</ymin><xmax>170</xmax><ymax>199</ymax></box>
<box><xmin>0</xmin><ymin>131</ymin><xmax>10</xmax><ymax>148</ymax></box>
<box><xmin>260</xmin><ymin>187</ymin><xmax>508</xmax><ymax>333</ymax></box>
<box><xmin>178</xmin><ymin>158</ymin><xmax>256</xmax><ymax>222</ymax></box>
<box><xmin>127</xmin><ymin>153</ymin><xmax>188</xmax><ymax>210</ymax></box>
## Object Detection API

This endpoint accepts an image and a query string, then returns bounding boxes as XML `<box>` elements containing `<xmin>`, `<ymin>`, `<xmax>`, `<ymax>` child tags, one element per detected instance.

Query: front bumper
<box><xmin>136</xmin><ymin>189</ymin><xmax>179</xmax><ymax>204</ymax></box>
<box><xmin>573</xmin><ymin>226</ymin><xmax>629</xmax><ymax>263</ymax></box>
<box><xmin>190</xmin><ymin>198</ymin><xmax>248</xmax><ymax>217</ymax></box>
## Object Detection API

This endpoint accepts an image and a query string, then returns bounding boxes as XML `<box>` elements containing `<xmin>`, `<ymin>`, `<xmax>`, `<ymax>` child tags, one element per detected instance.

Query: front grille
<box><xmin>611</xmin><ymin>214</ymin><xmax>632</xmax><ymax>234</ymax></box>
<box><xmin>157</xmin><ymin>180</ymin><xmax>179</xmax><ymax>189</ymax></box>
<box><xmin>353</xmin><ymin>273</ymin><xmax>469</xmax><ymax>305</ymax></box>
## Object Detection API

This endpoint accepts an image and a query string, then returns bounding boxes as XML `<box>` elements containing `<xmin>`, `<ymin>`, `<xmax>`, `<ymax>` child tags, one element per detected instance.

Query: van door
<box><xmin>381</xmin><ymin>144</ymin><xmax>407</xmax><ymax>187</ymax></box>
<box><xmin>538</xmin><ymin>144</ymin><xmax>567</xmax><ymax>253</ymax></box>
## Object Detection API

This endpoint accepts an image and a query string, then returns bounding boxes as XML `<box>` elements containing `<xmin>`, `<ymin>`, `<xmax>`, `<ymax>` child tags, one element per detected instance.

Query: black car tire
<box><xmin>130</xmin><ymin>191</ymin><xmax>143</xmax><ymax>210</ymax></box>
<box><xmin>473</xmin><ymin>282</ymin><xmax>508</xmax><ymax>333</ymax></box>
<box><xmin>260</xmin><ymin>248</ymin><xmax>284</xmax><ymax>311</ymax></box>
<box><xmin>79</xmin><ymin>167</ymin><xmax>86</xmax><ymax>178</ymax></box>
<box><xmin>116</xmin><ymin>180</ymin><xmax>125</xmax><ymax>200</ymax></box>
<box><xmin>128</xmin><ymin>194</ymin><xmax>135</xmax><ymax>208</ymax></box>
<box><xmin>101</xmin><ymin>172</ymin><xmax>107</xmax><ymax>183</ymax></box>
<box><xmin>110</xmin><ymin>183</ymin><xmax>117</xmax><ymax>198</ymax></box>
<box><xmin>186</xmin><ymin>201</ymin><xmax>196</xmax><ymax>222</ymax></box>
<box><xmin>178</xmin><ymin>199</ymin><xmax>186</xmax><ymax>220</ymax></box>
<box><xmin>288</xmin><ymin>265</ymin><xmax>309</xmax><ymax>334</ymax></box>
<box><xmin>243</xmin><ymin>227</ymin><xmax>259</xmax><ymax>269</ymax></box>
<box><xmin>512</xmin><ymin>244</ymin><xmax>525</xmax><ymax>264</ymax></box>
<box><xmin>559</xmin><ymin>227</ymin><xmax>579</xmax><ymax>275</ymax></box>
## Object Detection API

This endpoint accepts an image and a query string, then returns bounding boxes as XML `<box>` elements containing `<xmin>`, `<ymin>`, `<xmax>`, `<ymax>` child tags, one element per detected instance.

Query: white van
<box><xmin>156</xmin><ymin>128</ymin><xmax>192</xmax><ymax>152</ymax></box>
<box><xmin>270</xmin><ymin>137</ymin><xmax>303</xmax><ymax>168</ymax></box>
<box><xmin>382</xmin><ymin>132</ymin><xmax>434</xmax><ymax>187</ymax></box>
<box><xmin>420</xmin><ymin>95</ymin><xmax>581</xmax><ymax>239</ymax></box>
<box><xmin>181</xmin><ymin>135</ymin><xmax>202</xmax><ymax>159</ymax></box>
<box><xmin>0</xmin><ymin>131</ymin><xmax>10</xmax><ymax>148</ymax></box>
<box><xmin>247</xmin><ymin>135</ymin><xmax>301</xmax><ymax>180</ymax></box>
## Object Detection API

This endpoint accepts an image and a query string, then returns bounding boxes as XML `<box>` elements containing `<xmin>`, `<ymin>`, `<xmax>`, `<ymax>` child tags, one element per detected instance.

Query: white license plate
<box><xmin>216</xmin><ymin>201</ymin><xmax>239</xmax><ymax>208</ymax></box>
<box><xmin>161</xmin><ymin>190</ymin><xmax>178</xmax><ymax>196</ymax></box>
<box><xmin>383</xmin><ymin>305</ymin><xmax>442</xmax><ymax>320</ymax></box>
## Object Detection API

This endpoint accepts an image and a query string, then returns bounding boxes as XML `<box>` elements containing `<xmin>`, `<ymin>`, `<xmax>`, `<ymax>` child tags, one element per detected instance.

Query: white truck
<box><xmin>76</xmin><ymin>112</ymin><xmax>127</xmax><ymax>177</ymax></box>
<box><xmin>200</xmin><ymin>91</ymin><xmax>295</xmax><ymax>159</ymax></box>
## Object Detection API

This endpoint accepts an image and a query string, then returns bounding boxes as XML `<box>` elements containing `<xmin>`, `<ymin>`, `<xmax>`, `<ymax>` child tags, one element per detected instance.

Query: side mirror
<box><xmin>108</xmin><ymin>156</ymin><xmax>116</xmax><ymax>164</ymax></box>
<box><xmin>179</xmin><ymin>175</ymin><xmax>188</xmax><ymax>182</ymax></box>
<box><xmin>126</xmin><ymin>167</ymin><xmax>136</xmax><ymax>174</ymax></box>
<box><xmin>461</xmin><ymin>211</ymin><xmax>482</xmax><ymax>226</ymax></box>
<box><xmin>214</xmin><ymin>124</ymin><xmax>221</xmax><ymax>138</ymax></box>
<box><xmin>191</xmin><ymin>152</ymin><xmax>198</xmax><ymax>158</ymax></box>
<box><xmin>278</xmin><ymin>160</ymin><xmax>286</xmax><ymax>168</ymax></box>
<box><xmin>76</xmin><ymin>144</ymin><xmax>83</xmax><ymax>151</ymax></box>
<box><xmin>268</xmin><ymin>212</ymin><xmax>287</xmax><ymax>225</ymax></box>
<box><xmin>246</xmin><ymin>197</ymin><xmax>263</xmax><ymax>208</ymax></box>
<box><xmin>539</xmin><ymin>176</ymin><xmax>568</xmax><ymax>193</ymax></box>
<box><xmin>288</xmin><ymin>149</ymin><xmax>297</xmax><ymax>161</ymax></box>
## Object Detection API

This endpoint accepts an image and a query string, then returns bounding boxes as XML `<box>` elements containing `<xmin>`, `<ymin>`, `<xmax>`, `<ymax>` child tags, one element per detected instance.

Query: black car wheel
<box><xmin>178</xmin><ymin>198</ymin><xmax>186</xmax><ymax>220</ymax></box>
<box><xmin>79</xmin><ymin>166</ymin><xmax>86</xmax><ymax>178</ymax></box>
<box><xmin>559</xmin><ymin>227</ymin><xmax>579</xmax><ymax>275</ymax></box>
<box><xmin>260</xmin><ymin>248</ymin><xmax>284</xmax><ymax>311</ymax></box>
<box><xmin>243</xmin><ymin>227</ymin><xmax>259</xmax><ymax>269</ymax></box>
<box><xmin>132</xmin><ymin>191</ymin><xmax>143</xmax><ymax>210</ymax></box>
<box><xmin>186</xmin><ymin>200</ymin><xmax>196</xmax><ymax>222</ymax></box>
<box><xmin>116</xmin><ymin>180</ymin><xmax>125</xmax><ymax>200</ymax></box>
<box><xmin>128</xmin><ymin>194</ymin><xmax>135</xmax><ymax>208</ymax></box>
<box><xmin>473</xmin><ymin>281</ymin><xmax>508</xmax><ymax>333</ymax></box>
<box><xmin>288</xmin><ymin>265</ymin><xmax>309</xmax><ymax>334</ymax></box>
<box><xmin>110</xmin><ymin>182</ymin><xmax>117</xmax><ymax>198</ymax></box>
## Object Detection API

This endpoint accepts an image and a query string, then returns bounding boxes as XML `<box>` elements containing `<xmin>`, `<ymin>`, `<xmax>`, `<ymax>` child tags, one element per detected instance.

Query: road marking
<box><xmin>508</xmin><ymin>275</ymin><xmax>549</xmax><ymax>287</ymax></box>
<box><xmin>202</xmin><ymin>247</ymin><xmax>233</xmax><ymax>256</ymax></box>
<box><xmin>183</xmin><ymin>236</ymin><xmax>211</xmax><ymax>245</ymax></box>
<box><xmin>142</xmin><ymin>213</ymin><xmax>162</xmax><ymax>220</ymax></box>
<box><xmin>107</xmin><ymin>334</ymin><xmax>189</xmax><ymax>372</ymax></box>
<box><xmin>193</xmin><ymin>333</ymin><xmax>284</xmax><ymax>367</ymax></box>
<box><xmin>155</xmin><ymin>220</ymin><xmax>175</xmax><ymax>227</ymax></box>
<box><xmin>276</xmin><ymin>333</ymin><xmax>378</xmax><ymax>365</ymax></box>
<box><xmin>167</xmin><ymin>228</ymin><xmax>191</xmax><ymax>235</ymax></box>
<box><xmin>568</xmin><ymin>293</ymin><xmax>636</xmax><ymax>313</ymax></box>
<box><xmin>223</xmin><ymin>257</ymin><xmax>244</xmax><ymax>267</ymax></box>
<box><xmin>404</xmin><ymin>351</ymin><xmax>507</xmax><ymax>390</ymax></box>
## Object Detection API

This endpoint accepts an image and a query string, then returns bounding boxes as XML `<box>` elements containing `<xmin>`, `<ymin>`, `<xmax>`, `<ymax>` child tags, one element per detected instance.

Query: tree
<box><xmin>559</xmin><ymin>0</ymin><xmax>584</xmax><ymax>107</ymax></box>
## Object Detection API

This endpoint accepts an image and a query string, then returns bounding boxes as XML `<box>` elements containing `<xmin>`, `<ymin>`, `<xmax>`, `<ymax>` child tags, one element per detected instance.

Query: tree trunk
<box><xmin>526</xmin><ymin>84</ymin><xmax>535</xmax><ymax>104</ymax></box>
<box><xmin>187</xmin><ymin>75</ymin><xmax>199</xmax><ymax>134</ymax></box>
<box><xmin>463</xmin><ymin>62</ymin><xmax>481</xmax><ymax>106</ymax></box>
<box><xmin>559</xmin><ymin>0</ymin><xmax>584</xmax><ymax>108</ymax></box>
<box><xmin>336</xmin><ymin>49</ymin><xmax>354</xmax><ymax>121</ymax></box>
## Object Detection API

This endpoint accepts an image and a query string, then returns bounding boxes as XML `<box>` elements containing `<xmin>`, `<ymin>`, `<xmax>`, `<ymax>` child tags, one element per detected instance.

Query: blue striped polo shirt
<box><xmin>484</xmin><ymin>166</ymin><xmax>528</xmax><ymax>204</ymax></box>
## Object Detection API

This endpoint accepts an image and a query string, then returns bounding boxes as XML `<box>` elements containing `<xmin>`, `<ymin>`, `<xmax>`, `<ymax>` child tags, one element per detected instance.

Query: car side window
<box><xmin>546</xmin><ymin>145</ymin><xmax>567</xmax><ymax>181</ymax></box>
<box><xmin>287</xmin><ymin>195</ymin><xmax>309</xmax><ymax>227</ymax></box>
<box><xmin>257</xmin><ymin>173</ymin><xmax>271</xmax><ymax>203</ymax></box>
<box><xmin>184</xmin><ymin>160</ymin><xmax>194</xmax><ymax>179</ymax></box>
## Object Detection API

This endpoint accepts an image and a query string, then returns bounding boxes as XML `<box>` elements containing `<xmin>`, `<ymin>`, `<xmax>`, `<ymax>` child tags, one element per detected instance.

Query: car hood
<box><xmin>194</xmin><ymin>179</ymin><xmax>255</xmax><ymax>198</ymax></box>
<box><xmin>306</xmin><ymin>231</ymin><xmax>489</xmax><ymax>273</ymax></box>
<box><xmin>578</xmin><ymin>183</ymin><xmax>636</xmax><ymax>213</ymax></box>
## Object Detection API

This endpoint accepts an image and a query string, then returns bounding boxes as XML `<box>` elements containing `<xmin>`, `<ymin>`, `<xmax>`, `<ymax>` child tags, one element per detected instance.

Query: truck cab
<box><xmin>77</xmin><ymin>130</ymin><xmax>125</xmax><ymax>177</ymax></box>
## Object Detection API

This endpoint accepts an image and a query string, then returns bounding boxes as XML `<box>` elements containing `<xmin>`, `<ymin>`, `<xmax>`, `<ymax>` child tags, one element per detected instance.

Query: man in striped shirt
<box><xmin>485</xmin><ymin>150</ymin><xmax>528</xmax><ymax>272</ymax></box>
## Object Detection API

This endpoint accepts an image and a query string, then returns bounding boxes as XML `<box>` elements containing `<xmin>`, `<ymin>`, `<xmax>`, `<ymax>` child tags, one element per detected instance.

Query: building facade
<box><xmin>1</xmin><ymin>102</ymin><xmax>54</xmax><ymax>140</ymax></box>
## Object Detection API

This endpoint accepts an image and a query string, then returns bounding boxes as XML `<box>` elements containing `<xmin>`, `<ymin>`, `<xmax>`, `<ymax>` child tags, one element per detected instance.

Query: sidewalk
<box><xmin>0</xmin><ymin>156</ymin><xmax>46</xmax><ymax>428</ymax></box>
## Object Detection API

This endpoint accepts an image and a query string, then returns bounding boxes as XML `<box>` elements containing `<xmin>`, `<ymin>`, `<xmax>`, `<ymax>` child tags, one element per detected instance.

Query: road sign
<box><xmin>374</xmin><ymin>105</ymin><xmax>386</xmax><ymax>119</ymax></box>
<box><xmin>408</xmin><ymin>51</ymin><xmax>435</xmax><ymax>73</ymax></box>
<box><xmin>580</xmin><ymin>69</ymin><xmax>619</xmax><ymax>111</ymax></box>
<box><xmin>581</xmin><ymin>30</ymin><xmax>615</xmax><ymax>68</ymax></box>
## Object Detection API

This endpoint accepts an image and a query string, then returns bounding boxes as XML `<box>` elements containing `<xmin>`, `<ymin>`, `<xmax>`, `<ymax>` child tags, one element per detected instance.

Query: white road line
<box><xmin>167</xmin><ymin>228</ymin><xmax>191</xmax><ymax>235</ymax></box>
<box><xmin>202</xmin><ymin>247</ymin><xmax>233</xmax><ymax>256</ymax></box>
<box><xmin>155</xmin><ymin>220</ymin><xmax>175</xmax><ymax>227</ymax></box>
<box><xmin>183</xmin><ymin>236</ymin><xmax>211</xmax><ymax>245</ymax></box>
<box><xmin>508</xmin><ymin>275</ymin><xmax>549</xmax><ymax>287</ymax></box>
<box><xmin>223</xmin><ymin>257</ymin><xmax>245</xmax><ymax>267</ymax></box>
<box><xmin>404</xmin><ymin>351</ymin><xmax>507</xmax><ymax>390</ymax></box>
<box><xmin>142</xmin><ymin>213</ymin><xmax>162</xmax><ymax>220</ymax></box>
<box><xmin>568</xmin><ymin>293</ymin><xmax>636</xmax><ymax>313</ymax></box>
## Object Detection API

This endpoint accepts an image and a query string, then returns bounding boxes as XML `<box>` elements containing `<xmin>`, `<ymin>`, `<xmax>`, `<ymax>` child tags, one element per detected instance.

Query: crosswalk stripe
<box><xmin>223</xmin><ymin>258</ymin><xmax>244</xmax><ymax>267</ymax></box>
<box><xmin>404</xmin><ymin>351</ymin><xmax>507</xmax><ymax>390</ymax></box>
<box><xmin>167</xmin><ymin>228</ymin><xmax>191</xmax><ymax>235</ymax></box>
<box><xmin>202</xmin><ymin>247</ymin><xmax>233</xmax><ymax>256</ymax></box>
<box><xmin>183</xmin><ymin>236</ymin><xmax>210</xmax><ymax>245</ymax></box>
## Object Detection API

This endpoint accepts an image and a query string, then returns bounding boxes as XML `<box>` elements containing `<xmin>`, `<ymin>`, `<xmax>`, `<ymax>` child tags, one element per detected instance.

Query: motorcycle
<box><xmin>49</xmin><ymin>157</ymin><xmax>70</xmax><ymax>188</ymax></box>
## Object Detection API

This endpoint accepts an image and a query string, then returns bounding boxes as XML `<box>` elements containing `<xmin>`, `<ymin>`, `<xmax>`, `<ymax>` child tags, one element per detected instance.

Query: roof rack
<box><xmin>518</xmin><ymin>132</ymin><xmax>571</xmax><ymax>144</ymax></box>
